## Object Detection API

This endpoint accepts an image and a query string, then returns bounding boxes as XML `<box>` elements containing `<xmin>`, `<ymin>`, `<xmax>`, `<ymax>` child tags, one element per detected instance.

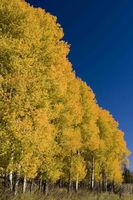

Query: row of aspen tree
<box><xmin>0</xmin><ymin>0</ymin><xmax>130</xmax><ymax>196</ymax></box>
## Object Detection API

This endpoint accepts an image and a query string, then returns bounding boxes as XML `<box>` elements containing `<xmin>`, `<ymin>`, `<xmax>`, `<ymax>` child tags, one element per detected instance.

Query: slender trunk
<box><xmin>102</xmin><ymin>171</ymin><xmax>104</xmax><ymax>192</ymax></box>
<box><xmin>39</xmin><ymin>179</ymin><xmax>42</xmax><ymax>191</ymax></box>
<box><xmin>75</xmin><ymin>174</ymin><xmax>79</xmax><ymax>192</ymax></box>
<box><xmin>59</xmin><ymin>179</ymin><xmax>62</xmax><ymax>188</ymax></box>
<box><xmin>45</xmin><ymin>180</ymin><xmax>49</xmax><ymax>196</ymax></box>
<box><xmin>30</xmin><ymin>180</ymin><xmax>33</xmax><ymax>192</ymax></box>
<box><xmin>112</xmin><ymin>181</ymin><xmax>114</xmax><ymax>193</ymax></box>
<box><xmin>75</xmin><ymin>151</ymin><xmax>80</xmax><ymax>193</ymax></box>
<box><xmin>43</xmin><ymin>180</ymin><xmax>49</xmax><ymax>196</ymax></box>
<box><xmin>13</xmin><ymin>174</ymin><xmax>19</xmax><ymax>196</ymax></box>
<box><xmin>102</xmin><ymin>170</ymin><xmax>107</xmax><ymax>192</ymax></box>
<box><xmin>9</xmin><ymin>171</ymin><xmax>13</xmax><ymax>192</ymax></box>
<box><xmin>13</xmin><ymin>165</ymin><xmax>21</xmax><ymax>196</ymax></box>
<box><xmin>67</xmin><ymin>173</ymin><xmax>72</xmax><ymax>193</ymax></box>
<box><xmin>9</xmin><ymin>156</ymin><xmax>14</xmax><ymax>192</ymax></box>
<box><xmin>23</xmin><ymin>176</ymin><xmax>27</xmax><ymax>193</ymax></box>
<box><xmin>4</xmin><ymin>173</ymin><xmax>8</xmax><ymax>191</ymax></box>
<box><xmin>68</xmin><ymin>180</ymin><xmax>72</xmax><ymax>193</ymax></box>
<box><xmin>98</xmin><ymin>181</ymin><xmax>101</xmax><ymax>193</ymax></box>
<box><xmin>105</xmin><ymin>178</ymin><xmax>107</xmax><ymax>192</ymax></box>
<box><xmin>91</xmin><ymin>156</ymin><xmax>95</xmax><ymax>191</ymax></box>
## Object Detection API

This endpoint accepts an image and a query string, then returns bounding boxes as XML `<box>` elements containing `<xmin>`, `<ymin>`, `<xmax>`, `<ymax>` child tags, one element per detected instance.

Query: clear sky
<box><xmin>26</xmin><ymin>0</ymin><xmax>133</xmax><ymax>170</ymax></box>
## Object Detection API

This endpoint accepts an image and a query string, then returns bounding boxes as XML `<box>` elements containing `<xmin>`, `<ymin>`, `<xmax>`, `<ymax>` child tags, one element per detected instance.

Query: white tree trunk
<box><xmin>44</xmin><ymin>180</ymin><xmax>49</xmax><ymax>196</ymax></box>
<box><xmin>9</xmin><ymin>171</ymin><xmax>13</xmax><ymax>192</ymax></box>
<box><xmin>75</xmin><ymin>174</ymin><xmax>79</xmax><ymax>192</ymax></box>
<box><xmin>39</xmin><ymin>179</ymin><xmax>42</xmax><ymax>191</ymax></box>
<box><xmin>23</xmin><ymin>177</ymin><xmax>27</xmax><ymax>193</ymax></box>
<box><xmin>14</xmin><ymin>165</ymin><xmax>20</xmax><ymax>196</ymax></box>
<box><xmin>14</xmin><ymin>175</ymin><xmax>19</xmax><ymax>196</ymax></box>
<box><xmin>91</xmin><ymin>157</ymin><xmax>95</xmax><ymax>191</ymax></box>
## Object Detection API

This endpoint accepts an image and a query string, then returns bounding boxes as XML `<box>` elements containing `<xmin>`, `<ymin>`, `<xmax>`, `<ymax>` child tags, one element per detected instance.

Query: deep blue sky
<box><xmin>26</xmin><ymin>0</ymin><xmax>133</xmax><ymax>170</ymax></box>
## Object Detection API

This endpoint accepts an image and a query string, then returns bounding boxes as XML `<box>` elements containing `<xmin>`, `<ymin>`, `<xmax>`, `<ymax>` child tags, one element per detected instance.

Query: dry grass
<box><xmin>1</xmin><ymin>190</ymin><xmax>133</xmax><ymax>200</ymax></box>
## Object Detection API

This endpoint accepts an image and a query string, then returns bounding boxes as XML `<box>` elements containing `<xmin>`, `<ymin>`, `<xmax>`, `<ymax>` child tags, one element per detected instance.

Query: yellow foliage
<box><xmin>0</xmin><ymin>0</ymin><xmax>130</xmax><ymax>186</ymax></box>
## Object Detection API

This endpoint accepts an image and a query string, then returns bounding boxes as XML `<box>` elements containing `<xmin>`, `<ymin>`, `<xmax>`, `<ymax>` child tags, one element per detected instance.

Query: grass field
<box><xmin>1</xmin><ymin>191</ymin><xmax>133</xmax><ymax>200</ymax></box>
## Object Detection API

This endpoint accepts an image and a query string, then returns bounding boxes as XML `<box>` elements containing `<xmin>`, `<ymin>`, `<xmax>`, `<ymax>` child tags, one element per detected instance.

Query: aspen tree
<box><xmin>79</xmin><ymin>80</ymin><xmax>100</xmax><ymax>190</ymax></box>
